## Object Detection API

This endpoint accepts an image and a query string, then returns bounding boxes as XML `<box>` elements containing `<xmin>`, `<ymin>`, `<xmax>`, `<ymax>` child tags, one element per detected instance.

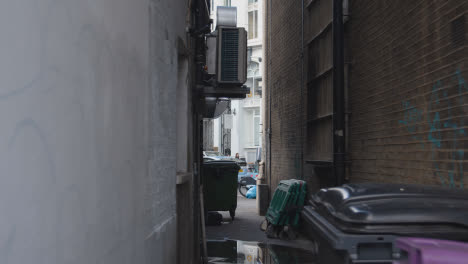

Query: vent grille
<box><xmin>221</xmin><ymin>29</ymin><xmax>239</xmax><ymax>82</ymax></box>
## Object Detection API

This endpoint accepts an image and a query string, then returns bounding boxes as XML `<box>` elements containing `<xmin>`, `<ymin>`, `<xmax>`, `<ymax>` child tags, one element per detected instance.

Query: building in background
<box><xmin>211</xmin><ymin>0</ymin><xmax>264</xmax><ymax>165</ymax></box>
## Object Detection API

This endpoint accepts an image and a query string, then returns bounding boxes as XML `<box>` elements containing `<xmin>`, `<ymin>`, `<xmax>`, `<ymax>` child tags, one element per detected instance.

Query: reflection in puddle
<box><xmin>207</xmin><ymin>240</ymin><xmax>318</xmax><ymax>264</ymax></box>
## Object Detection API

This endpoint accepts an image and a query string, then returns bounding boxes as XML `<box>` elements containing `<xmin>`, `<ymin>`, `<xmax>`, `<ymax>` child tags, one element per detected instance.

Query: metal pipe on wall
<box><xmin>332</xmin><ymin>0</ymin><xmax>346</xmax><ymax>186</ymax></box>
<box><xmin>268</xmin><ymin>0</ymin><xmax>272</xmax><ymax>199</ymax></box>
<box><xmin>300</xmin><ymin>0</ymin><xmax>305</xmax><ymax>180</ymax></box>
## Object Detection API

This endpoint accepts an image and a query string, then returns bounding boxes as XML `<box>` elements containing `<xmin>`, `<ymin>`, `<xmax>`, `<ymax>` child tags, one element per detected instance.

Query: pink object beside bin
<box><xmin>394</xmin><ymin>237</ymin><xmax>468</xmax><ymax>264</ymax></box>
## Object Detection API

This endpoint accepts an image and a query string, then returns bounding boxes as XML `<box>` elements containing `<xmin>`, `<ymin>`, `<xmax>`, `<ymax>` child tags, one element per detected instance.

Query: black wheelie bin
<box><xmin>202</xmin><ymin>160</ymin><xmax>240</xmax><ymax>220</ymax></box>
<box><xmin>301</xmin><ymin>183</ymin><xmax>468</xmax><ymax>264</ymax></box>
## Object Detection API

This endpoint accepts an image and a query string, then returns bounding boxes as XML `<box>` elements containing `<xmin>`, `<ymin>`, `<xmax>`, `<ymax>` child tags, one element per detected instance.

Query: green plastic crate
<box><xmin>266</xmin><ymin>180</ymin><xmax>294</xmax><ymax>225</ymax></box>
<box><xmin>292</xmin><ymin>182</ymin><xmax>307</xmax><ymax>225</ymax></box>
<box><xmin>266</xmin><ymin>179</ymin><xmax>307</xmax><ymax>227</ymax></box>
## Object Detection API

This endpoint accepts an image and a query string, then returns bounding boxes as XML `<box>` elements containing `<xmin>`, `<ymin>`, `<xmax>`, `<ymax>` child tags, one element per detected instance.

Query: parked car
<box><xmin>203</xmin><ymin>151</ymin><xmax>223</xmax><ymax>159</ymax></box>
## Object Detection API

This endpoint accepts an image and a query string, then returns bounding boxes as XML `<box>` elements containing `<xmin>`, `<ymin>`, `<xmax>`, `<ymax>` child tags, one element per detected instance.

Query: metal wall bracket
<box><xmin>198</xmin><ymin>85</ymin><xmax>250</xmax><ymax>99</ymax></box>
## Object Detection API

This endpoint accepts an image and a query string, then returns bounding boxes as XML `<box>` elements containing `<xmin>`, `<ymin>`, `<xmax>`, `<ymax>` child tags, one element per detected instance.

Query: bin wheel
<box><xmin>260</xmin><ymin>219</ymin><xmax>268</xmax><ymax>231</ymax></box>
<box><xmin>279</xmin><ymin>225</ymin><xmax>297</xmax><ymax>240</ymax></box>
<box><xmin>229</xmin><ymin>209</ymin><xmax>235</xmax><ymax>221</ymax></box>
<box><xmin>266</xmin><ymin>224</ymin><xmax>278</xmax><ymax>238</ymax></box>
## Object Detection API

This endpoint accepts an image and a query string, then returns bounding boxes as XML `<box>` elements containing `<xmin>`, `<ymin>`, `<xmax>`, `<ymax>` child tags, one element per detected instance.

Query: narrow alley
<box><xmin>0</xmin><ymin>0</ymin><xmax>467</xmax><ymax>264</ymax></box>
<box><xmin>205</xmin><ymin>194</ymin><xmax>313</xmax><ymax>248</ymax></box>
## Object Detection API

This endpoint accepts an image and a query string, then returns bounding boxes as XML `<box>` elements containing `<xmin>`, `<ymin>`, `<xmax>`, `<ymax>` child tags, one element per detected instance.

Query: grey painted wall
<box><xmin>0</xmin><ymin>0</ymin><xmax>190</xmax><ymax>263</ymax></box>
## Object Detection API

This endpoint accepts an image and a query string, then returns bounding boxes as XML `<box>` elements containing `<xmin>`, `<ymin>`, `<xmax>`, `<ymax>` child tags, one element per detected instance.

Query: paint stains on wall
<box><xmin>399</xmin><ymin>101</ymin><xmax>425</xmax><ymax>148</ymax></box>
<box><xmin>400</xmin><ymin>69</ymin><xmax>467</xmax><ymax>188</ymax></box>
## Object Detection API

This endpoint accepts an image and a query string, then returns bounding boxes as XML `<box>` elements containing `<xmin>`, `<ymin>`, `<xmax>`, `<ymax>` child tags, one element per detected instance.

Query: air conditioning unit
<box><xmin>201</xmin><ymin>7</ymin><xmax>249</xmax><ymax>102</ymax></box>
<box><xmin>216</xmin><ymin>26</ymin><xmax>247</xmax><ymax>86</ymax></box>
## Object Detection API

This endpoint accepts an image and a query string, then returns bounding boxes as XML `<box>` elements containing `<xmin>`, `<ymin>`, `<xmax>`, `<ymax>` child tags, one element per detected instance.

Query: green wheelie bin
<box><xmin>202</xmin><ymin>160</ymin><xmax>240</xmax><ymax>220</ymax></box>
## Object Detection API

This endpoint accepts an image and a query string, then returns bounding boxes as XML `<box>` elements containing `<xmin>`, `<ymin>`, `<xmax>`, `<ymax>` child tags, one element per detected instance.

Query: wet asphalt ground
<box><xmin>205</xmin><ymin>194</ymin><xmax>315</xmax><ymax>251</ymax></box>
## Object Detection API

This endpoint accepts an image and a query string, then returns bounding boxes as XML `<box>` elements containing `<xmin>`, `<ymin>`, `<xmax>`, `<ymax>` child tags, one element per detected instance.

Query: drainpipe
<box><xmin>268</xmin><ymin>0</ymin><xmax>272</xmax><ymax>199</ymax></box>
<box><xmin>220</xmin><ymin>113</ymin><xmax>224</xmax><ymax>154</ymax></box>
<box><xmin>333</xmin><ymin>0</ymin><xmax>345</xmax><ymax>186</ymax></box>
<box><xmin>300</xmin><ymin>0</ymin><xmax>305</xmax><ymax>180</ymax></box>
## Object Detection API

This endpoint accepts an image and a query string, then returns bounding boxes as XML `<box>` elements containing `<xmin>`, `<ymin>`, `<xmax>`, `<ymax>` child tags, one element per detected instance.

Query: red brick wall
<box><xmin>266</xmin><ymin>0</ymin><xmax>467</xmax><ymax>192</ymax></box>
<box><xmin>348</xmin><ymin>0</ymin><xmax>468</xmax><ymax>188</ymax></box>
<box><xmin>265</xmin><ymin>0</ymin><xmax>305</xmax><ymax>191</ymax></box>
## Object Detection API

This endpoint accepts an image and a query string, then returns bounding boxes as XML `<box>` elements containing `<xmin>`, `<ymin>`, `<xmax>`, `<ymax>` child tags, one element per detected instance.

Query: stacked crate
<box><xmin>266</xmin><ymin>179</ymin><xmax>307</xmax><ymax>228</ymax></box>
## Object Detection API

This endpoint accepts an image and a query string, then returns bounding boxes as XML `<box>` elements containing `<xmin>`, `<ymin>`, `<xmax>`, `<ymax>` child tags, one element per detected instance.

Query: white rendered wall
<box><xmin>0</xmin><ymin>0</ymin><xmax>189</xmax><ymax>263</ymax></box>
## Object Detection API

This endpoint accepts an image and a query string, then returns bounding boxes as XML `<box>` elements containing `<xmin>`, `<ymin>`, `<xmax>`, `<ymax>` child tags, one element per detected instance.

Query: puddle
<box><xmin>207</xmin><ymin>240</ymin><xmax>320</xmax><ymax>264</ymax></box>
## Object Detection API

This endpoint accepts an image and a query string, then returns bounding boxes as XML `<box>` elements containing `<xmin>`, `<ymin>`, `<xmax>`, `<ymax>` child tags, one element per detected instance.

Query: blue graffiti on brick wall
<box><xmin>399</xmin><ymin>101</ymin><xmax>425</xmax><ymax>148</ymax></box>
<box><xmin>428</xmin><ymin>80</ymin><xmax>443</xmax><ymax>150</ymax></box>
<box><xmin>400</xmin><ymin>69</ymin><xmax>467</xmax><ymax>188</ymax></box>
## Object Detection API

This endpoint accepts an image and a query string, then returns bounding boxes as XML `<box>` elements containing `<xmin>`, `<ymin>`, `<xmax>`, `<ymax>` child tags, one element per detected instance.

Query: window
<box><xmin>254</xmin><ymin>78</ymin><xmax>262</xmax><ymax>97</ymax></box>
<box><xmin>247</xmin><ymin>61</ymin><xmax>259</xmax><ymax>77</ymax></box>
<box><xmin>247</xmin><ymin>62</ymin><xmax>262</xmax><ymax>98</ymax></box>
<box><xmin>248</xmin><ymin>10</ymin><xmax>258</xmax><ymax>39</ymax></box>
<box><xmin>253</xmin><ymin>110</ymin><xmax>261</xmax><ymax>146</ymax></box>
<box><xmin>224</xmin><ymin>0</ymin><xmax>231</xmax><ymax>6</ymax></box>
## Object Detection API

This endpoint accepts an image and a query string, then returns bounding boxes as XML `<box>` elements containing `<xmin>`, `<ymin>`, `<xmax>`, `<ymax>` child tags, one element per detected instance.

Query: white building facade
<box><xmin>211</xmin><ymin>0</ymin><xmax>264</xmax><ymax>164</ymax></box>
